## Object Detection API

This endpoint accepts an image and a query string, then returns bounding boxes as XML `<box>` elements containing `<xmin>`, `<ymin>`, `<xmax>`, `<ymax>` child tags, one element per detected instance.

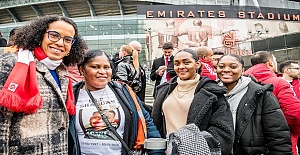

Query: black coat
<box><xmin>150</xmin><ymin>55</ymin><xmax>176</xmax><ymax>97</ymax></box>
<box><xmin>138</xmin><ymin>66</ymin><xmax>146</xmax><ymax>102</ymax></box>
<box><xmin>233</xmin><ymin>81</ymin><xmax>292</xmax><ymax>155</ymax></box>
<box><xmin>152</xmin><ymin>76</ymin><xmax>234</xmax><ymax>155</ymax></box>
<box><xmin>112</xmin><ymin>55</ymin><xmax>146</xmax><ymax>102</ymax></box>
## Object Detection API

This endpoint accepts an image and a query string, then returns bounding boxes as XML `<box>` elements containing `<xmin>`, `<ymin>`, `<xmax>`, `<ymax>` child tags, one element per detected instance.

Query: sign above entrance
<box><xmin>137</xmin><ymin>5</ymin><xmax>299</xmax><ymax>21</ymax></box>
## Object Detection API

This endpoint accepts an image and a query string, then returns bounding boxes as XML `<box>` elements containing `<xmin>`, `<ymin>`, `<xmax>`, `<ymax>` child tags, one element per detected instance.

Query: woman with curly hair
<box><xmin>0</xmin><ymin>15</ymin><xmax>87</xmax><ymax>154</ymax></box>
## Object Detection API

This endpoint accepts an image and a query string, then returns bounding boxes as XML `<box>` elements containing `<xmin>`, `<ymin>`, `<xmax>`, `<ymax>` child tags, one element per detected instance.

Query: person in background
<box><xmin>244</xmin><ymin>51</ymin><xmax>300</xmax><ymax>155</ymax></box>
<box><xmin>69</xmin><ymin>49</ymin><xmax>164</xmax><ymax>155</ymax></box>
<box><xmin>152</xmin><ymin>48</ymin><xmax>234</xmax><ymax>155</ymax></box>
<box><xmin>212</xmin><ymin>50</ymin><xmax>224</xmax><ymax>70</ymax></box>
<box><xmin>279</xmin><ymin>60</ymin><xmax>300</xmax><ymax>99</ymax></box>
<box><xmin>217</xmin><ymin>54</ymin><xmax>292</xmax><ymax>154</ymax></box>
<box><xmin>279</xmin><ymin>60</ymin><xmax>300</xmax><ymax>154</ymax></box>
<box><xmin>196</xmin><ymin>46</ymin><xmax>217</xmax><ymax>80</ymax></box>
<box><xmin>0</xmin><ymin>15</ymin><xmax>87</xmax><ymax>154</ymax></box>
<box><xmin>129</xmin><ymin>41</ymin><xmax>146</xmax><ymax>102</ymax></box>
<box><xmin>0</xmin><ymin>31</ymin><xmax>7</xmax><ymax>47</ymax></box>
<box><xmin>0</xmin><ymin>28</ymin><xmax>19</xmax><ymax>55</ymax></box>
<box><xmin>111</xmin><ymin>49</ymin><xmax>121</xmax><ymax>80</ymax></box>
<box><xmin>116</xmin><ymin>45</ymin><xmax>142</xmax><ymax>94</ymax></box>
<box><xmin>150</xmin><ymin>42</ymin><xmax>176</xmax><ymax>97</ymax></box>
<box><xmin>0</xmin><ymin>31</ymin><xmax>7</xmax><ymax>54</ymax></box>
<box><xmin>7</xmin><ymin>27</ymin><xmax>18</xmax><ymax>47</ymax></box>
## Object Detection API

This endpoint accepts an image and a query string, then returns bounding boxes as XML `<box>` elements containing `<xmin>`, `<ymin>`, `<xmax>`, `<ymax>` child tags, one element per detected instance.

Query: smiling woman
<box><xmin>0</xmin><ymin>15</ymin><xmax>87</xmax><ymax>154</ymax></box>
<box><xmin>217</xmin><ymin>54</ymin><xmax>292</xmax><ymax>155</ymax></box>
<box><xmin>69</xmin><ymin>49</ymin><xmax>164</xmax><ymax>155</ymax></box>
<box><xmin>152</xmin><ymin>48</ymin><xmax>235</xmax><ymax>155</ymax></box>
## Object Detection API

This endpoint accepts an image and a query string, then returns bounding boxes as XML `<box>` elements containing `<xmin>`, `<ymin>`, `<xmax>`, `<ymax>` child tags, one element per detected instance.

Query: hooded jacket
<box><xmin>69</xmin><ymin>81</ymin><xmax>164</xmax><ymax>155</ymax></box>
<box><xmin>222</xmin><ymin>77</ymin><xmax>292</xmax><ymax>154</ymax></box>
<box><xmin>292</xmin><ymin>79</ymin><xmax>300</xmax><ymax>100</ymax></box>
<box><xmin>245</xmin><ymin>64</ymin><xmax>300</xmax><ymax>136</ymax></box>
<box><xmin>152</xmin><ymin>76</ymin><xmax>234</xmax><ymax>155</ymax></box>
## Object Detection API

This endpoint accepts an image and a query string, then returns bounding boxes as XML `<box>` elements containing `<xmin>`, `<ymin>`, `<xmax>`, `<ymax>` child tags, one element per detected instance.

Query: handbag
<box><xmin>85</xmin><ymin>84</ymin><xmax>147</xmax><ymax>155</ymax></box>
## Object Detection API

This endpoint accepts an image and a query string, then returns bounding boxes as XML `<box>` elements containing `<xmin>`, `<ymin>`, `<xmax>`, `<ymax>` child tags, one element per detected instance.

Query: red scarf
<box><xmin>0</xmin><ymin>47</ymin><xmax>76</xmax><ymax>115</ymax></box>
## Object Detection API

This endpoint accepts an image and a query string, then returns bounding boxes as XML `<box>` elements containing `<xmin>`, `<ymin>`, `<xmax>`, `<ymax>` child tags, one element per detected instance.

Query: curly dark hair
<box><xmin>13</xmin><ymin>15</ymin><xmax>88</xmax><ymax>66</ymax></box>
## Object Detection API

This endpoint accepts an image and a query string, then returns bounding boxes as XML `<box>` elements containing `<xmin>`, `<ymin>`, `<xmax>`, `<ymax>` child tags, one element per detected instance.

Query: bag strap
<box><xmin>85</xmin><ymin>86</ymin><xmax>134</xmax><ymax>155</ymax></box>
<box><xmin>125</xmin><ymin>84</ymin><xmax>147</xmax><ymax>149</ymax></box>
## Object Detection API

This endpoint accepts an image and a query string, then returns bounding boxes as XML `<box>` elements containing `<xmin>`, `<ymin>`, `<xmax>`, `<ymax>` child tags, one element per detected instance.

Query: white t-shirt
<box><xmin>75</xmin><ymin>85</ymin><xmax>125</xmax><ymax>155</ymax></box>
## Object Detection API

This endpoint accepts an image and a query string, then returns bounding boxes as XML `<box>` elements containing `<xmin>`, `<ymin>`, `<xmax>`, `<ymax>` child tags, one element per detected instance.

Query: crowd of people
<box><xmin>0</xmin><ymin>15</ymin><xmax>299</xmax><ymax>155</ymax></box>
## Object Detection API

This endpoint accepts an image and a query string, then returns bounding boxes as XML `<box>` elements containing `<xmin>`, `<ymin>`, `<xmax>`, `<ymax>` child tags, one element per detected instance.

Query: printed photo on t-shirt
<box><xmin>78</xmin><ymin>98</ymin><xmax>122</xmax><ymax>140</ymax></box>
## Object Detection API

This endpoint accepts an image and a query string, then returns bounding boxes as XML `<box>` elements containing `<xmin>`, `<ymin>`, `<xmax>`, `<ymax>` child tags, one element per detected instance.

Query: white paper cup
<box><xmin>144</xmin><ymin>138</ymin><xmax>167</xmax><ymax>149</ymax></box>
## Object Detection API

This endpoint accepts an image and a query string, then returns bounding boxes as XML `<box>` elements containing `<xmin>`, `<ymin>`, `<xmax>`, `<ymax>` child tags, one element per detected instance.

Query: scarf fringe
<box><xmin>66</xmin><ymin>100</ymin><xmax>76</xmax><ymax>115</ymax></box>
<box><xmin>0</xmin><ymin>90</ymin><xmax>43</xmax><ymax>114</ymax></box>
<box><xmin>0</xmin><ymin>90</ymin><xmax>24</xmax><ymax>112</ymax></box>
<box><xmin>23</xmin><ymin>94</ymin><xmax>43</xmax><ymax>114</ymax></box>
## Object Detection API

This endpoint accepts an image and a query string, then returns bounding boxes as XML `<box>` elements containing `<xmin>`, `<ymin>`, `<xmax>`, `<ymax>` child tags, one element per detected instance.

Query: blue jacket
<box><xmin>68</xmin><ymin>81</ymin><xmax>164</xmax><ymax>155</ymax></box>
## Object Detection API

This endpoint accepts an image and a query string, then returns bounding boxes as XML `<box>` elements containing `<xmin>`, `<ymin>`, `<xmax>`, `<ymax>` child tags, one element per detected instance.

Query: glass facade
<box><xmin>0</xmin><ymin>0</ymin><xmax>299</xmax><ymax>64</ymax></box>
<box><xmin>75</xmin><ymin>15</ymin><xmax>147</xmax><ymax>59</ymax></box>
<box><xmin>0</xmin><ymin>15</ymin><xmax>148</xmax><ymax>62</ymax></box>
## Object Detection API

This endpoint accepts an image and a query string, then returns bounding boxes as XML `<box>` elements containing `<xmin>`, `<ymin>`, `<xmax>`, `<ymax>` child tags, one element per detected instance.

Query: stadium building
<box><xmin>0</xmin><ymin>0</ymin><xmax>299</xmax><ymax>66</ymax></box>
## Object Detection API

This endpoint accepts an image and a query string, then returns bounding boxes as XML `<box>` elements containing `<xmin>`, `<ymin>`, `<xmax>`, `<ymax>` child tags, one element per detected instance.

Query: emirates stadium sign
<box><xmin>138</xmin><ymin>5</ymin><xmax>299</xmax><ymax>21</ymax></box>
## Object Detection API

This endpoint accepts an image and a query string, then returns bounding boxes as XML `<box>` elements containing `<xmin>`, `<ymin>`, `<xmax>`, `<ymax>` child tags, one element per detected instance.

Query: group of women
<box><xmin>0</xmin><ymin>14</ymin><xmax>293</xmax><ymax>155</ymax></box>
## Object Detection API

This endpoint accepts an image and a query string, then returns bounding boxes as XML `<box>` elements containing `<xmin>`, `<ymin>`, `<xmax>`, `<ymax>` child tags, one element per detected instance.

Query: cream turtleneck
<box><xmin>162</xmin><ymin>74</ymin><xmax>200</xmax><ymax>134</ymax></box>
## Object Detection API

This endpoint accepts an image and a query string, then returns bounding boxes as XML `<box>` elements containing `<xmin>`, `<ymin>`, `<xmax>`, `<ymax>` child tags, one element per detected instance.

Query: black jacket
<box><xmin>116</xmin><ymin>55</ymin><xmax>146</xmax><ymax>102</ymax></box>
<box><xmin>117</xmin><ymin>56</ymin><xmax>142</xmax><ymax>90</ymax></box>
<box><xmin>233</xmin><ymin>81</ymin><xmax>292</xmax><ymax>155</ymax></box>
<box><xmin>152</xmin><ymin>76</ymin><xmax>234</xmax><ymax>155</ymax></box>
<box><xmin>150</xmin><ymin>55</ymin><xmax>176</xmax><ymax>97</ymax></box>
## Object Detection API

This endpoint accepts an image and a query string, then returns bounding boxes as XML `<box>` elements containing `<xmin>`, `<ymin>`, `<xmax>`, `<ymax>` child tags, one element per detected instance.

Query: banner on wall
<box><xmin>138</xmin><ymin>5</ymin><xmax>300</xmax><ymax>59</ymax></box>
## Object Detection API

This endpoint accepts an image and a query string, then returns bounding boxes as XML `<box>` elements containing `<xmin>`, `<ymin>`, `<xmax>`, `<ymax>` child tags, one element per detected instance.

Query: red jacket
<box><xmin>292</xmin><ymin>79</ymin><xmax>300</xmax><ymax>100</ymax></box>
<box><xmin>245</xmin><ymin>64</ymin><xmax>300</xmax><ymax>135</ymax></box>
<box><xmin>200</xmin><ymin>59</ymin><xmax>217</xmax><ymax>80</ymax></box>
